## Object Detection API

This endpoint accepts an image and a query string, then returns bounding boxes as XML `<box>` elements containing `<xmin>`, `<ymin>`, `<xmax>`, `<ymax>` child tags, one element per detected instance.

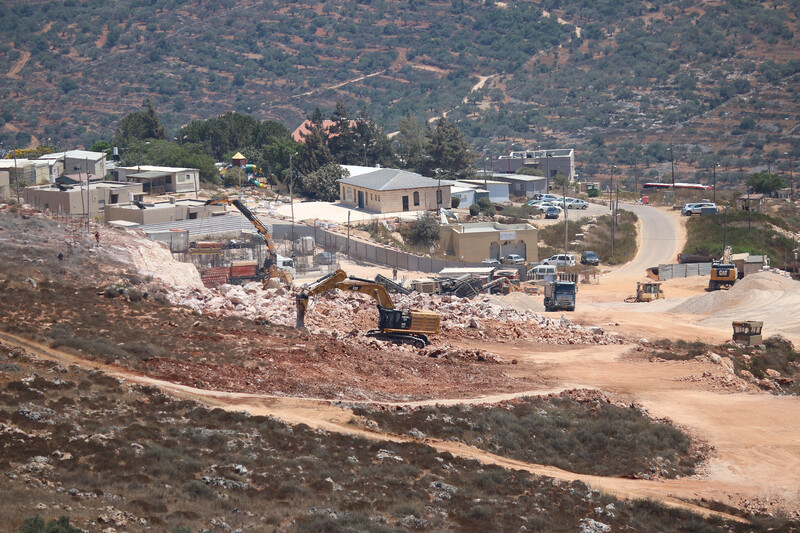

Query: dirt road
<box><xmin>0</xmin><ymin>331</ymin><xmax>749</xmax><ymax>522</ymax></box>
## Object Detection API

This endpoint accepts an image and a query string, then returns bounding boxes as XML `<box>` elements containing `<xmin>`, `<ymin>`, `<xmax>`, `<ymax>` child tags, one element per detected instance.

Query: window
<box><xmin>98</xmin><ymin>200</ymin><xmax>105</xmax><ymax>210</ymax></box>
<box><xmin>413</xmin><ymin>191</ymin><xmax>420</xmax><ymax>206</ymax></box>
<box><xmin>166</xmin><ymin>176</ymin><xmax>172</xmax><ymax>184</ymax></box>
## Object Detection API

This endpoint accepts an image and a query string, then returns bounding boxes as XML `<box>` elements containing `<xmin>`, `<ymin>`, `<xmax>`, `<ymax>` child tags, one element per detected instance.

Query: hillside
<box><xmin>1</xmin><ymin>0</ymin><xmax>799</xmax><ymax>186</ymax></box>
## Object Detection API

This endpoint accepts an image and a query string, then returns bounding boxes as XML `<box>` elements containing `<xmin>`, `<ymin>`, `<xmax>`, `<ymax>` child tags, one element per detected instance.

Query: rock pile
<box><xmin>162</xmin><ymin>282</ymin><xmax>623</xmax><ymax>347</ymax></box>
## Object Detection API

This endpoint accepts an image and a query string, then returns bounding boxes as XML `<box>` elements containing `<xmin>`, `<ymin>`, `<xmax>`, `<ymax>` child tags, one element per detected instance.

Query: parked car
<box><xmin>580</xmin><ymin>250</ymin><xmax>600</xmax><ymax>266</ymax></box>
<box><xmin>313</xmin><ymin>251</ymin><xmax>337</xmax><ymax>265</ymax></box>
<box><xmin>541</xmin><ymin>194</ymin><xmax>559</xmax><ymax>202</ymax></box>
<box><xmin>501</xmin><ymin>254</ymin><xmax>526</xmax><ymax>265</ymax></box>
<box><xmin>681</xmin><ymin>202</ymin><xmax>717</xmax><ymax>216</ymax></box>
<box><xmin>544</xmin><ymin>206</ymin><xmax>561</xmax><ymax>219</ymax></box>
<box><xmin>566</xmin><ymin>198</ymin><xmax>589</xmax><ymax>209</ymax></box>
<box><xmin>540</xmin><ymin>253</ymin><xmax>576</xmax><ymax>267</ymax></box>
<box><xmin>482</xmin><ymin>258</ymin><xmax>501</xmax><ymax>265</ymax></box>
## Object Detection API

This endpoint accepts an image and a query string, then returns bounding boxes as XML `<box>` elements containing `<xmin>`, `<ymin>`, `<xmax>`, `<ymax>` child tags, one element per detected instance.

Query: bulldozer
<box><xmin>296</xmin><ymin>269</ymin><xmax>440</xmax><ymax>348</ymax></box>
<box><xmin>708</xmin><ymin>246</ymin><xmax>738</xmax><ymax>291</ymax></box>
<box><xmin>625</xmin><ymin>281</ymin><xmax>664</xmax><ymax>303</ymax></box>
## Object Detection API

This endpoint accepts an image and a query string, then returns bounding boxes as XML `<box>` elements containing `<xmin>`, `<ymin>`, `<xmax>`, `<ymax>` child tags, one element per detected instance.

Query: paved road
<box><xmin>606</xmin><ymin>204</ymin><xmax>683</xmax><ymax>280</ymax></box>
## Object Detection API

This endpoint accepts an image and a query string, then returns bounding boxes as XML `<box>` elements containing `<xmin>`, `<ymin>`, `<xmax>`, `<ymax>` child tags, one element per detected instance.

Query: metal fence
<box><xmin>658</xmin><ymin>262</ymin><xmax>712</xmax><ymax>281</ymax></box>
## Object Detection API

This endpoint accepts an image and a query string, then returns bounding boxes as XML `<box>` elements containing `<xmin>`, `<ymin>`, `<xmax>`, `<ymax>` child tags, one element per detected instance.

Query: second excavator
<box><xmin>296</xmin><ymin>269</ymin><xmax>440</xmax><ymax>348</ymax></box>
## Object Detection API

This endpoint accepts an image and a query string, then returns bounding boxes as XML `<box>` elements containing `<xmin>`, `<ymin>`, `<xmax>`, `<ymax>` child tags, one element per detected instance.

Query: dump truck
<box><xmin>543</xmin><ymin>281</ymin><xmax>576</xmax><ymax>312</ymax></box>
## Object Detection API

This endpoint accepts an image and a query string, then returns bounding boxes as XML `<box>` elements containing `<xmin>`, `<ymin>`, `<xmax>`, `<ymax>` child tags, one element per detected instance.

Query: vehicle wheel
<box><xmin>582</xmin><ymin>205</ymin><xmax>587</xmax><ymax>209</ymax></box>
<box><xmin>413</xmin><ymin>339</ymin><xmax>426</xmax><ymax>349</ymax></box>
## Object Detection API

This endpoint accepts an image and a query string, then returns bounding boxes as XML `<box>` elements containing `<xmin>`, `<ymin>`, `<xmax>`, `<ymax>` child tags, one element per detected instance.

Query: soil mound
<box><xmin>667</xmin><ymin>271</ymin><xmax>800</xmax><ymax>336</ymax></box>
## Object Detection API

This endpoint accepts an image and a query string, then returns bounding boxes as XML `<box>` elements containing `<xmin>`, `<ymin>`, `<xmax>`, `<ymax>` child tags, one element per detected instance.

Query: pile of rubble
<box><xmin>161</xmin><ymin>282</ymin><xmax>624</xmax><ymax>347</ymax></box>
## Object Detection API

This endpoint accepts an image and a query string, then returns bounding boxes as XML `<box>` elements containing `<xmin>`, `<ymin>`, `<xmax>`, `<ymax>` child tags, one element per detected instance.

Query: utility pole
<box><xmin>786</xmin><ymin>152</ymin><xmax>794</xmax><ymax>203</ymax></box>
<box><xmin>289</xmin><ymin>151</ymin><xmax>296</xmax><ymax>247</ymax></box>
<box><xmin>712</xmin><ymin>163</ymin><xmax>718</xmax><ymax>203</ymax></box>
<box><xmin>669</xmin><ymin>143</ymin><xmax>675</xmax><ymax>201</ymax></box>
<box><xmin>563</xmin><ymin>181</ymin><xmax>569</xmax><ymax>261</ymax></box>
<box><xmin>609</xmin><ymin>164</ymin><xmax>615</xmax><ymax>212</ymax></box>
<box><xmin>85</xmin><ymin>156</ymin><xmax>90</xmax><ymax>234</ymax></box>
<box><xmin>633</xmin><ymin>151</ymin><xmax>638</xmax><ymax>197</ymax></box>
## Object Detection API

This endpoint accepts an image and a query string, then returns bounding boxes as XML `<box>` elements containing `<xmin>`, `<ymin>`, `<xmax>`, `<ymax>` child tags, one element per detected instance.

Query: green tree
<box><xmin>120</xmin><ymin>139</ymin><xmax>219</xmax><ymax>184</ymax></box>
<box><xmin>425</xmin><ymin>117</ymin><xmax>475</xmax><ymax>179</ymax></box>
<box><xmin>394</xmin><ymin>111</ymin><xmax>429</xmax><ymax>173</ymax></box>
<box><xmin>300</xmin><ymin>162</ymin><xmax>347</xmax><ymax>201</ymax></box>
<box><xmin>114</xmin><ymin>99</ymin><xmax>166</xmax><ymax>148</ymax></box>
<box><xmin>746</xmin><ymin>170</ymin><xmax>786</xmax><ymax>194</ymax></box>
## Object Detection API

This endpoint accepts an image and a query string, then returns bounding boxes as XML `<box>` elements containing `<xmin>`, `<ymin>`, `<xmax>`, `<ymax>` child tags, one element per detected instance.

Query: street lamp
<box><xmin>362</xmin><ymin>142</ymin><xmax>367</xmax><ymax>166</ymax></box>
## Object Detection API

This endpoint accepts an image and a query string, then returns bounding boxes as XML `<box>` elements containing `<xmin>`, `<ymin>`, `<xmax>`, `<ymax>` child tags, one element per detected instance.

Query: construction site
<box><xmin>1</xmin><ymin>191</ymin><xmax>799</xmax><ymax>532</ymax></box>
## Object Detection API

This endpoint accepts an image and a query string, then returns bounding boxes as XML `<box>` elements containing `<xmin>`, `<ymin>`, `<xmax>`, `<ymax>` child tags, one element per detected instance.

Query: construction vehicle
<box><xmin>543</xmin><ymin>280</ymin><xmax>577</xmax><ymax>312</ymax></box>
<box><xmin>732</xmin><ymin>320</ymin><xmax>763</xmax><ymax>346</ymax></box>
<box><xmin>708</xmin><ymin>246</ymin><xmax>738</xmax><ymax>291</ymax></box>
<box><xmin>296</xmin><ymin>269</ymin><xmax>440</xmax><ymax>348</ymax></box>
<box><xmin>625</xmin><ymin>281</ymin><xmax>664</xmax><ymax>303</ymax></box>
<box><xmin>205</xmin><ymin>198</ymin><xmax>294</xmax><ymax>286</ymax></box>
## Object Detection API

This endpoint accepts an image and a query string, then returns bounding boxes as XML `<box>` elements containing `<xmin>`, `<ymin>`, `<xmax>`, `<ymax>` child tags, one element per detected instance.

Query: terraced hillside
<box><xmin>1</xmin><ymin>0</ymin><xmax>799</xmax><ymax>185</ymax></box>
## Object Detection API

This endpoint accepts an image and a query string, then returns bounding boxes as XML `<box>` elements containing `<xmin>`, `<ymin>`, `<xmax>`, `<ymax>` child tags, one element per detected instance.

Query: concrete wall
<box><xmin>339</xmin><ymin>184</ymin><xmax>451</xmax><ymax>213</ymax></box>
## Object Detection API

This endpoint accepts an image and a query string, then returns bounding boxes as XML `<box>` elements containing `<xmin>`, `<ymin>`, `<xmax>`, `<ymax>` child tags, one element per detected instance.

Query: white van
<box><xmin>527</xmin><ymin>264</ymin><xmax>558</xmax><ymax>280</ymax></box>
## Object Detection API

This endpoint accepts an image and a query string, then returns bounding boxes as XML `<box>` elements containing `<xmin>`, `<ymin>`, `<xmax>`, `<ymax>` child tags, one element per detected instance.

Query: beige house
<box><xmin>440</xmin><ymin>221</ymin><xmax>538</xmax><ymax>263</ymax></box>
<box><xmin>0</xmin><ymin>171</ymin><xmax>9</xmax><ymax>200</ymax></box>
<box><xmin>38</xmin><ymin>150</ymin><xmax>108</xmax><ymax>181</ymax></box>
<box><xmin>0</xmin><ymin>159</ymin><xmax>51</xmax><ymax>187</ymax></box>
<box><xmin>114</xmin><ymin>165</ymin><xmax>200</xmax><ymax>195</ymax></box>
<box><xmin>22</xmin><ymin>182</ymin><xmax>144</xmax><ymax>215</ymax></box>
<box><xmin>338</xmin><ymin>168</ymin><xmax>451</xmax><ymax>214</ymax></box>
<box><xmin>105</xmin><ymin>199</ymin><xmax>224</xmax><ymax>225</ymax></box>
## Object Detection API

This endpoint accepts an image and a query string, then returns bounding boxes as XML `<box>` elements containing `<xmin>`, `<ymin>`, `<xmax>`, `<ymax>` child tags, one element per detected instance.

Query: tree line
<box><xmin>106</xmin><ymin>101</ymin><xmax>476</xmax><ymax>200</ymax></box>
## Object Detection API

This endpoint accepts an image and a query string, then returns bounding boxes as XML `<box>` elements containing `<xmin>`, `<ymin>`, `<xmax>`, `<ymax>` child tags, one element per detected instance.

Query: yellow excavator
<box><xmin>708</xmin><ymin>245</ymin><xmax>738</xmax><ymax>291</ymax></box>
<box><xmin>296</xmin><ymin>269</ymin><xmax>440</xmax><ymax>348</ymax></box>
<box><xmin>205</xmin><ymin>198</ymin><xmax>293</xmax><ymax>287</ymax></box>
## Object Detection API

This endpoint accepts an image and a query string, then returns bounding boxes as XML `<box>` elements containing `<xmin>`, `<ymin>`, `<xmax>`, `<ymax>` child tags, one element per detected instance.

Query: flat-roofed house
<box><xmin>114</xmin><ymin>165</ymin><xmax>200</xmax><ymax>195</ymax></box>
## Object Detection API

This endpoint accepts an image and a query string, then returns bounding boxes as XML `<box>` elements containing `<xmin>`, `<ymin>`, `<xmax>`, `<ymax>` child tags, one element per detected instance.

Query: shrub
<box><xmin>399</xmin><ymin>211</ymin><xmax>439</xmax><ymax>246</ymax></box>
<box><xmin>451</xmin><ymin>196</ymin><xmax>460</xmax><ymax>208</ymax></box>
<box><xmin>588</xmin><ymin>188</ymin><xmax>600</xmax><ymax>198</ymax></box>
<box><xmin>469</xmin><ymin>203</ymin><xmax>480</xmax><ymax>216</ymax></box>
<box><xmin>19</xmin><ymin>515</ymin><xmax>83</xmax><ymax>533</ymax></box>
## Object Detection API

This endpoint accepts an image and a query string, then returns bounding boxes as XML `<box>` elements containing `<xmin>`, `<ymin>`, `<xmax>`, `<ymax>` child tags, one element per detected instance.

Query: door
<box><xmin>357</xmin><ymin>190</ymin><xmax>364</xmax><ymax>209</ymax></box>
<box><xmin>402</xmin><ymin>196</ymin><xmax>409</xmax><ymax>211</ymax></box>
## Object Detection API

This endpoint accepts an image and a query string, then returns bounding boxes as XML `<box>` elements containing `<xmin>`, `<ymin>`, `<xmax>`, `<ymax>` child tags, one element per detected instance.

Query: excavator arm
<box><xmin>295</xmin><ymin>269</ymin><xmax>439</xmax><ymax>347</ymax></box>
<box><xmin>205</xmin><ymin>198</ymin><xmax>290</xmax><ymax>286</ymax></box>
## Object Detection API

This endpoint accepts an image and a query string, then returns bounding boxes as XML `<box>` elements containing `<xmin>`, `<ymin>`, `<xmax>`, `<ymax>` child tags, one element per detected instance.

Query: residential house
<box><xmin>439</xmin><ymin>221</ymin><xmax>538</xmax><ymax>263</ymax></box>
<box><xmin>0</xmin><ymin>171</ymin><xmax>9</xmax><ymax>200</ymax></box>
<box><xmin>38</xmin><ymin>150</ymin><xmax>108</xmax><ymax>182</ymax></box>
<box><xmin>104</xmin><ymin>198</ymin><xmax>225</xmax><ymax>225</ymax></box>
<box><xmin>484</xmin><ymin>173</ymin><xmax>547</xmax><ymax>198</ymax></box>
<box><xmin>457</xmin><ymin>179</ymin><xmax>510</xmax><ymax>203</ymax></box>
<box><xmin>488</xmin><ymin>149</ymin><xmax>575</xmax><ymax>181</ymax></box>
<box><xmin>114</xmin><ymin>165</ymin><xmax>200</xmax><ymax>195</ymax></box>
<box><xmin>338</xmin><ymin>168</ymin><xmax>451</xmax><ymax>213</ymax></box>
<box><xmin>22</xmin><ymin>181</ymin><xmax>144</xmax><ymax>215</ymax></box>
<box><xmin>0</xmin><ymin>158</ymin><xmax>50</xmax><ymax>187</ymax></box>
